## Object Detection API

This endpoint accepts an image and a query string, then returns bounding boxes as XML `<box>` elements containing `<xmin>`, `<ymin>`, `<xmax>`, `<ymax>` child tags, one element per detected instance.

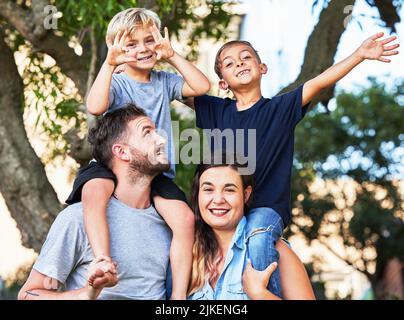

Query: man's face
<box><xmin>124</xmin><ymin>25</ymin><xmax>158</xmax><ymax>71</ymax></box>
<box><xmin>119</xmin><ymin>116</ymin><xmax>170</xmax><ymax>175</ymax></box>
<box><xmin>218</xmin><ymin>44</ymin><xmax>267</xmax><ymax>90</ymax></box>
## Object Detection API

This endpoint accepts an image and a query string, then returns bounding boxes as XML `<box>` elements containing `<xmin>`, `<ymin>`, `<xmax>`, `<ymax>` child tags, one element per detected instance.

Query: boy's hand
<box><xmin>105</xmin><ymin>30</ymin><xmax>137</xmax><ymax>68</ymax></box>
<box><xmin>150</xmin><ymin>25</ymin><xmax>174</xmax><ymax>61</ymax></box>
<box><xmin>356</xmin><ymin>32</ymin><xmax>399</xmax><ymax>63</ymax></box>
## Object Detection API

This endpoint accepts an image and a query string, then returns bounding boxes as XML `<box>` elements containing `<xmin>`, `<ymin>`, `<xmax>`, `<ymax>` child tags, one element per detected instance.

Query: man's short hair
<box><xmin>88</xmin><ymin>104</ymin><xmax>148</xmax><ymax>168</ymax></box>
<box><xmin>214</xmin><ymin>40</ymin><xmax>262</xmax><ymax>79</ymax></box>
<box><xmin>106</xmin><ymin>8</ymin><xmax>161</xmax><ymax>44</ymax></box>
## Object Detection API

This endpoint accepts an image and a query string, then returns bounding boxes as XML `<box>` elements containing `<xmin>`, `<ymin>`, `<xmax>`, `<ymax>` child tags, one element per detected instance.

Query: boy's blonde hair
<box><xmin>214</xmin><ymin>40</ymin><xmax>262</xmax><ymax>79</ymax></box>
<box><xmin>106</xmin><ymin>8</ymin><xmax>161</xmax><ymax>43</ymax></box>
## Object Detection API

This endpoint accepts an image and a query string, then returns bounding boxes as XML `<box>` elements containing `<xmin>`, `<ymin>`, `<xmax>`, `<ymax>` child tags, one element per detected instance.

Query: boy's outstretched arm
<box><xmin>302</xmin><ymin>32</ymin><xmax>399</xmax><ymax>106</ymax></box>
<box><xmin>150</xmin><ymin>25</ymin><xmax>211</xmax><ymax>98</ymax></box>
<box><xmin>87</xmin><ymin>30</ymin><xmax>137</xmax><ymax>115</ymax></box>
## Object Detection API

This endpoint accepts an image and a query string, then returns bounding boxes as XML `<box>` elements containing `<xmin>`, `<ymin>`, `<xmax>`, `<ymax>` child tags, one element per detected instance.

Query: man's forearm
<box><xmin>166</xmin><ymin>51</ymin><xmax>210</xmax><ymax>96</ymax></box>
<box><xmin>20</xmin><ymin>287</ymin><xmax>92</xmax><ymax>300</ymax></box>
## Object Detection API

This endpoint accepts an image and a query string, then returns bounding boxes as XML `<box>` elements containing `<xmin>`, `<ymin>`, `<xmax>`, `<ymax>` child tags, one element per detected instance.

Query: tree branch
<box><xmin>0</xmin><ymin>0</ymin><xmax>89</xmax><ymax>97</ymax></box>
<box><xmin>278</xmin><ymin>0</ymin><xmax>356</xmax><ymax>110</ymax></box>
<box><xmin>368</xmin><ymin>0</ymin><xmax>401</xmax><ymax>33</ymax></box>
<box><xmin>0</xmin><ymin>0</ymin><xmax>94</xmax><ymax>165</ymax></box>
<box><xmin>66</xmin><ymin>28</ymin><xmax>98</xmax><ymax>166</ymax></box>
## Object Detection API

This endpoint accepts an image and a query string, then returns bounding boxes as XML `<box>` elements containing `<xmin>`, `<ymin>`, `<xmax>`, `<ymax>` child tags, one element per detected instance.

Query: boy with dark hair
<box><xmin>186</xmin><ymin>33</ymin><xmax>399</xmax><ymax>297</ymax></box>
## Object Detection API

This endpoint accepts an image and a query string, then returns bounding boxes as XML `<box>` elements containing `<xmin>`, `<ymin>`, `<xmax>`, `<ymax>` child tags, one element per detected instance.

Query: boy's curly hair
<box><xmin>106</xmin><ymin>8</ymin><xmax>161</xmax><ymax>43</ymax></box>
<box><xmin>88</xmin><ymin>104</ymin><xmax>147</xmax><ymax>168</ymax></box>
<box><xmin>214</xmin><ymin>40</ymin><xmax>262</xmax><ymax>79</ymax></box>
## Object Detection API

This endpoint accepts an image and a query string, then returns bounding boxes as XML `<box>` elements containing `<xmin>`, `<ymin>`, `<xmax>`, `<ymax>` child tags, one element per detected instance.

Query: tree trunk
<box><xmin>278</xmin><ymin>0</ymin><xmax>356</xmax><ymax>109</ymax></box>
<box><xmin>0</xmin><ymin>31</ymin><xmax>62</xmax><ymax>252</ymax></box>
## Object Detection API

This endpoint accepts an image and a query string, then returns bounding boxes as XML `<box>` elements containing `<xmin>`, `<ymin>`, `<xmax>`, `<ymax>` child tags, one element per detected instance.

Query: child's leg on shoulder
<box><xmin>152</xmin><ymin>175</ymin><xmax>194</xmax><ymax>300</ymax></box>
<box><xmin>82</xmin><ymin>178</ymin><xmax>115</xmax><ymax>258</ymax></box>
<box><xmin>154</xmin><ymin>196</ymin><xmax>195</xmax><ymax>300</ymax></box>
<box><xmin>246</xmin><ymin>207</ymin><xmax>284</xmax><ymax>298</ymax></box>
<box><xmin>66</xmin><ymin>162</ymin><xmax>117</xmax><ymax>289</ymax></box>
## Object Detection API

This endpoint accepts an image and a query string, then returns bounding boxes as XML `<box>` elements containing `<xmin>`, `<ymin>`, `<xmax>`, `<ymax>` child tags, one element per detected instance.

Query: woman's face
<box><xmin>198</xmin><ymin>166</ymin><xmax>251</xmax><ymax>232</ymax></box>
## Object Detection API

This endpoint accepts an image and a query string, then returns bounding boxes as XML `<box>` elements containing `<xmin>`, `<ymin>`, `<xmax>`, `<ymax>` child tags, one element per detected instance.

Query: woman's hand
<box><xmin>242</xmin><ymin>261</ymin><xmax>280</xmax><ymax>300</ymax></box>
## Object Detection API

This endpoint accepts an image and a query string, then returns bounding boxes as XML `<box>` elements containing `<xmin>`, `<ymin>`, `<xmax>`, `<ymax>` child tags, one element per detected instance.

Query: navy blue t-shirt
<box><xmin>195</xmin><ymin>84</ymin><xmax>309</xmax><ymax>227</ymax></box>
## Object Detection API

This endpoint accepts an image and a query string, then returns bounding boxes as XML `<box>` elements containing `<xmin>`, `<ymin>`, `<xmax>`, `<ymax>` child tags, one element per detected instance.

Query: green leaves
<box><xmin>54</xmin><ymin>0</ymin><xmax>234</xmax><ymax>52</ymax></box>
<box><xmin>56</xmin><ymin>0</ymin><xmax>135</xmax><ymax>40</ymax></box>
<box><xmin>22</xmin><ymin>50</ymin><xmax>84</xmax><ymax>162</ymax></box>
<box><xmin>292</xmin><ymin>78</ymin><xmax>404</xmax><ymax>290</ymax></box>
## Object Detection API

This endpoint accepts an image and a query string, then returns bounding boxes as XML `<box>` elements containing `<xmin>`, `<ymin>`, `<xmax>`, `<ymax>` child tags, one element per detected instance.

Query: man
<box><xmin>18</xmin><ymin>104</ymin><xmax>172</xmax><ymax>300</ymax></box>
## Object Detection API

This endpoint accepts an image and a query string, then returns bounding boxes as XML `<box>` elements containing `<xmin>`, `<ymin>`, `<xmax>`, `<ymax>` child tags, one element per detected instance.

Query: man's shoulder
<box><xmin>53</xmin><ymin>203</ymin><xmax>84</xmax><ymax>229</ymax></box>
<box><xmin>107</xmin><ymin>198</ymin><xmax>162</xmax><ymax>220</ymax></box>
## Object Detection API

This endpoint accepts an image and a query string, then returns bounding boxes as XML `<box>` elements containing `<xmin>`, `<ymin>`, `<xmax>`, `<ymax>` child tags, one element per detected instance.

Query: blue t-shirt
<box><xmin>108</xmin><ymin>70</ymin><xmax>185</xmax><ymax>179</ymax></box>
<box><xmin>195</xmin><ymin>85</ymin><xmax>309</xmax><ymax>227</ymax></box>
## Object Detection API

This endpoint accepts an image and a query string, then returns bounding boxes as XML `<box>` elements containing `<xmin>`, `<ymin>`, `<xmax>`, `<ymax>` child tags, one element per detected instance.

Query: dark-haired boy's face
<box><xmin>218</xmin><ymin>44</ymin><xmax>267</xmax><ymax>91</ymax></box>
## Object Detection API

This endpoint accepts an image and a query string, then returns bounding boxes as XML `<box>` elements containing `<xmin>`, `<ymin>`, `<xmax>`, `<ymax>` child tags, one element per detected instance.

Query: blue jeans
<box><xmin>246</xmin><ymin>207</ymin><xmax>284</xmax><ymax>298</ymax></box>
<box><xmin>166</xmin><ymin>263</ymin><xmax>173</xmax><ymax>299</ymax></box>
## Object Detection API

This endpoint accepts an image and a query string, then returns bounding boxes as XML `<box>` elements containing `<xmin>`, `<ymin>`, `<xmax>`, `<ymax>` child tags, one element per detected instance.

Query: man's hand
<box><xmin>356</xmin><ymin>32</ymin><xmax>399</xmax><ymax>63</ymax></box>
<box><xmin>150</xmin><ymin>25</ymin><xmax>174</xmax><ymax>61</ymax></box>
<box><xmin>105</xmin><ymin>30</ymin><xmax>137</xmax><ymax>68</ymax></box>
<box><xmin>242</xmin><ymin>260</ymin><xmax>279</xmax><ymax>300</ymax></box>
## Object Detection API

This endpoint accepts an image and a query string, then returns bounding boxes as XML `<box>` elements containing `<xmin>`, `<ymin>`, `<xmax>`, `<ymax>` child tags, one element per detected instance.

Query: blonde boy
<box><xmin>66</xmin><ymin>8</ymin><xmax>210</xmax><ymax>300</ymax></box>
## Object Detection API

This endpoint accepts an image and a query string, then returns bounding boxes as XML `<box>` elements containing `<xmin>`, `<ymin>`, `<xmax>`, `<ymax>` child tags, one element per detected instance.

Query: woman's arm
<box><xmin>277</xmin><ymin>240</ymin><xmax>316</xmax><ymax>300</ymax></box>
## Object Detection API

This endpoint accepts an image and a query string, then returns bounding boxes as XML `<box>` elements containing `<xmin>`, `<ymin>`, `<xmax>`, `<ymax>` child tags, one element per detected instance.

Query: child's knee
<box><xmin>155</xmin><ymin>198</ymin><xmax>195</xmax><ymax>232</ymax></box>
<box><xmin>247</xmin><ymin>226</ymin><xmax>278</xmax><ymax>248</ymax></box>
<box><xmin>82</xmin><ymin>178</ymin><xmax>114</xmax><ymax>201</ymax></box>
<box><xmin>172</xmin><ymin>201</ymin><xmax>195</xmax><ymax>229</ymax></box>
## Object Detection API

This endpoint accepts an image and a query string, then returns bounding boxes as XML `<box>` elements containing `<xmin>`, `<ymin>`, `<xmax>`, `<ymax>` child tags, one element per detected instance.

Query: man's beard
<box><xmin>128</xmin><ymin>147</ymin><xmax>170</xmax><ymax>179</ymax></box>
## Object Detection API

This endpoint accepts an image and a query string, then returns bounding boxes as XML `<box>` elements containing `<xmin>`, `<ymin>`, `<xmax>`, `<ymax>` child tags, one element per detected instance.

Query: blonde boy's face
<box><xmin>218</xmin><ymin>44</ymin><xmax>267</xmax><ymax>91</ymax></box>
<box><xmin>123</xmin><ymin>25</ymin><xmax>158</xmax><ymax>70</ymax></box>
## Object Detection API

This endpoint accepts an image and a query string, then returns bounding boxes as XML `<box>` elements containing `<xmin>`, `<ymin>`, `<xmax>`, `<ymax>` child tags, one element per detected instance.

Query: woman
<box><xmin>188</xmin><ymin>155</ymin><xmax>315</xmax><ymax>300</ymax></box>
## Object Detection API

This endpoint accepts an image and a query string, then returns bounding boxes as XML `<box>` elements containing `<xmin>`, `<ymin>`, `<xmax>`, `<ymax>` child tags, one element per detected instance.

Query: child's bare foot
<box><xmin>90</xmin><ymin>269</ymin><xmax>118</xmax><ymax>289</ymax></box>
<box><xmin>87</xmin><ymin>257</ymin><xmax>118</xmax><ymax>298</ymax></box>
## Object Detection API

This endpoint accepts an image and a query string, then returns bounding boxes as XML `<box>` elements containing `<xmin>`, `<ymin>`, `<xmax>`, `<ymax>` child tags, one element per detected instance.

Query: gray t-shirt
<box><xmin>33</xmin><ymin>198</ymin><xmax>172</xmax><ymax>300</ymax></box>
<box><xmin>108</xmin><ymin>70</ymin><xmax>185</xmax><ymax>179</ymax></box>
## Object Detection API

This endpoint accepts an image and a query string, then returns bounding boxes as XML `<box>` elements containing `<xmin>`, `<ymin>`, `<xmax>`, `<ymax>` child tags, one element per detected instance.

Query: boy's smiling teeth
<box><xmin>137</xmin><ymin>54</ymin><xmax>153</xmax><ymax>61</ymax></box>
<box><xmin>236</xmin><ymin>69</ymin><xmax>250</xmax><ymax>77</ymax></box>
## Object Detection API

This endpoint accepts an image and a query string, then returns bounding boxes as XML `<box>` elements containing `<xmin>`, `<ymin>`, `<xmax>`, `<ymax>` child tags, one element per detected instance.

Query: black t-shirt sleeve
<box><xmin>194</xmin><ymin>95</ymin><xmax>223</xmax><ymax>129</ymax></box>
<box><xmin>272</xmin><ymin>84</ymin><xmax>309</xmax><ymax>129</ymax></box>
